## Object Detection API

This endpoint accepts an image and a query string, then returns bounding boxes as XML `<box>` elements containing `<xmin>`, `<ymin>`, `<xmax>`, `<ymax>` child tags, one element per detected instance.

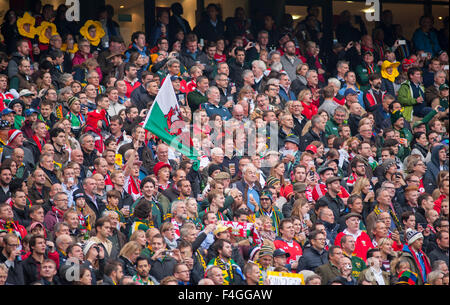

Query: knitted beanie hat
<box><xmin>266</xmin><ymin>176</ymin><xmax>281</xmax><ymax>188</ymax></box>
<box><xmin>67</xmin><ymin>96</ymin><xmax>80</xmax><ymax>108</ymax></box>
<box><xmin>406</xmin><ymin>228</ymin><xmax>423</xmax><ymax>246</ymax></box>
<box><xmin>396</xmin><ymin>269</ymin><xmax>418</xmax><ymax>285</ymax></box>
<box><xmin>7</xmin><ymin>129</ymin><xmax>23</xmax><ymax>145</ymax></box>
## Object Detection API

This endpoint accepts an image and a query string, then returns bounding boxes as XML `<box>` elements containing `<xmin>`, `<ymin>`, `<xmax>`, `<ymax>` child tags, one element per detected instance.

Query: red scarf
<box><xmin>52</xmin><ymin>206</ymin><xmax>65</xmax><ymax>219</ymax></box>
<box><xmin>33</xmin><ymin>135</ymin><xmax>45</xmax><ymax>152</ymax></box>
<box><xmin>408</xmin><ymin>245</ymin><xmax>432</xmax><ymax>282</ymax></box>
<box><xmin>127</xmin><ymin>176</ymin><xmax>141</xmax><ymax>198</ymax></box>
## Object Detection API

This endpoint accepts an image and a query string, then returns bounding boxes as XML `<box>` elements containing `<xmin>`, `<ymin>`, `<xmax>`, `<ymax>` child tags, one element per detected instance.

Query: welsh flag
<box><xmin>220</xmin><ymin>221</ymin><xmax>262</xmax><ymax>246</ymax></box>
<box><xmin>142</xmin><ymin>76</ymin><xmax>199</xmax><ymax>169</ymax></box>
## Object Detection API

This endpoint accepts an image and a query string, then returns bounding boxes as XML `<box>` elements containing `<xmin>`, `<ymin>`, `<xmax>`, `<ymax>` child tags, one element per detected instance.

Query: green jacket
<box><xmin>325</xmin><ymin>118</ymin><xmax>340</xmax><ymax>137</ymax></box>
<box><xmin>187</xmin><ymin>89</ymin><xmax>208</xmax><ymax>112</ymax></box>
<box><xmin>397</xmin><ymin>80</ymin><xmax>426</xmax><ymax>122</ymax></box>
<box><xmin>355</xmin><ymin>64</ymin><xmax>381</xmax><ymax>92</ymax></box>
<box><xmin>130</xmin><ymin>197</ymin><xmax>162</xmax><ymax>228</ymax></box>
<box><xmin>315</xmin><ymin>261</ymin><xmax>341</xmax><ymax>285</ymax></box>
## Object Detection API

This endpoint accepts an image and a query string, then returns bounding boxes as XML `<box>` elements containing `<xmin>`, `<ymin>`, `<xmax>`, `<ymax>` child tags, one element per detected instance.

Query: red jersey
<box><xmin>274</xmin><ymin>237</ymin><xmax>303</xmax><ymax>267</ymax></box>
<box><xmin>335</xmin><ymin>230</ymin><xmax>373</xmax><ymax>261</ymax></box>
<box><xmin>312</xmin><ymin>183</ymin><xmax>350</xmax><ymax>202</ymax></box>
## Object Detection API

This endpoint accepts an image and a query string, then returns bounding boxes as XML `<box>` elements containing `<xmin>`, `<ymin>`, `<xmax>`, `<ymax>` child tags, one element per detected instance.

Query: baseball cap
<box><xmin>19</xmin><ymin>89</ymin><xmax>34</xmax><ymax>97</ymax></box>
<box><xmin>305</xmin><ymin>144</ymin><xmax>317</xmax><ymax>154</ymax></box>
<box><xmin>25</xmin><ymin>108</ymin><xmax>39</xmax><ymax>116</ymax></box>
<box><xmin>344</xmin><ymin>88</ymin><xmax>358</xmax><ymax>96</ymax></box>
<box><xmin>1</xmin><ymin>108</ymin><xmax>15</xmax><ymax>116</ymax></box>
<box><xmin>170</xmin><ymin>75</ymin><xmax>182</xmax><ymax>81</ymax></box>
<box><xmin>273</xmin><ymin>249</ymin><xmax>290</xmax><ymax>258</ymax></box>
<box><xmin>439</xmin><ymin>83</ymin><xmax>449</xmax><ymax>91</ymax></box>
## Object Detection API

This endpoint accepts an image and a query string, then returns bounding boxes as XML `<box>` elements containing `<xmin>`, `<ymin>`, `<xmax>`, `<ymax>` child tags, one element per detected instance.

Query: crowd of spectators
<box><xmin>0</xmin><ymin>2</ymin><xmax>448</xmax><ymax>286</ymax></box>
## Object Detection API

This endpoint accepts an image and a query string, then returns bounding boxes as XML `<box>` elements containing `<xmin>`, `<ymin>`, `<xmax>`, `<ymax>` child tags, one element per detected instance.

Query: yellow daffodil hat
<box><xmin>80</xmin><ymin>20</ymin><xmax>105</xmax><ymax>47</ymax></box>
<box><xmin>36</xmin><ymin>21</ymin><xmax>59</xmax><ymax>44</ymax></box>
<box><xmin>17</xmin><ymin>12</ymin><xmax>36</xmax><ymax>39</ymax></box>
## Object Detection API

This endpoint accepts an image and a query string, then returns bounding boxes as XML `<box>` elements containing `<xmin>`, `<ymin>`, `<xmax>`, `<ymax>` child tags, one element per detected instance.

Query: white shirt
<box><xmin>370</xmin><ymin>267</ymin><xmax>386</xmax><ymax>285</ymax></box>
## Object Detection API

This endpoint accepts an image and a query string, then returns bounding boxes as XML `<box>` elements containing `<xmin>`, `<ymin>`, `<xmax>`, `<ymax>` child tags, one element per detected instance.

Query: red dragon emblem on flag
<box><xmin>164</xmin><ymin>106</ymin><xmax>193</xmax><ymax>148</ymax></box>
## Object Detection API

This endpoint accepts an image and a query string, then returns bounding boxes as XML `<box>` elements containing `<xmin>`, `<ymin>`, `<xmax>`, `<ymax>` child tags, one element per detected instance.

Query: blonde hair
<box><xmin>129</xmin><ymin>230</ymin><xmax>146</xmax><ymax>242</ymax></box>
<box><xmin>352</xmin><ymin>177</ymin><xmax>373</xmax><ymax>202</ymax></box>
<box><xmin>118</xmin><ymin>241</ymin><xmax>142</xmax><ymax>258</ymax></box>
<box><xmin>298</xmin><ymin>88</ymin><xmax>311</xmax><ymax>101</ymax></box>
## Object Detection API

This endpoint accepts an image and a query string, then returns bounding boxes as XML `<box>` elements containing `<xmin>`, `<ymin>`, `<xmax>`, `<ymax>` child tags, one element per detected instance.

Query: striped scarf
<box><xmin>204</xmin><ymin>207</ymin><xmax>225</xmax><ymax>221</ymax></box>
<box><xmin>0</xmin><ymin>219</ymin><xmax>18</xmax><ymax>233</ymax></box>
<box><xmin>210</xmin><ymin>257</ymin><xmax>234</xmax><ymax>285</ymax></box>
<box><xmin>196</xmin><ymin>249</ymin><xmax>207</xmax><ymax>272</ymax></box>
<box><xmin>373</xmin><ymin>204</ymin><xmax>401</xmax><ymax>231</ymax></box>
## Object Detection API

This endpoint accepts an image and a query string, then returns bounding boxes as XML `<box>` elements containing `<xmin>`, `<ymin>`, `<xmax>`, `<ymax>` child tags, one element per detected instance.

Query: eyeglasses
<box><xmin>260</xmin><ymin>198</ymin><xmax>271</xmax><ymax>201</ymax></box>
<box><xmin>176</xmin><ymin>269</ymin><xmax>190</xmax><ymax>273</ymax></box>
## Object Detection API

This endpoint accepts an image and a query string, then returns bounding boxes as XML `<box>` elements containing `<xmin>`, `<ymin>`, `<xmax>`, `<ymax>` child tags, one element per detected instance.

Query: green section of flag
<box><xmin>144</xmin><ymin>101</ymin><xmax>199</xmax><ymax>170</ymax></box>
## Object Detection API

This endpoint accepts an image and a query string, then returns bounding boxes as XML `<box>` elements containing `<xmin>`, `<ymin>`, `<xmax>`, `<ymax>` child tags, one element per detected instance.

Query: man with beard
<box><xmin>363</xmin><ymin>73</ymin><xmax>386</xmax><ymax>112</ymax></box>
<box><xmin>207</xmin><ymin>239</ymin><xmax>245</xmax><ymax>285</ymax></box>
<box><xmin>132</xmin><ymin>256</ymin><xmax>158</xmax><ymax>285</ymax></box>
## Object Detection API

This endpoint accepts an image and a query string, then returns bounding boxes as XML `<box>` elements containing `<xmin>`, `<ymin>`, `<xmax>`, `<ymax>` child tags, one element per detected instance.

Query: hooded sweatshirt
<box><xmin>423</xmin><ymin>144</ymin><xmax>448</xmax><ymax>194</ymax></box>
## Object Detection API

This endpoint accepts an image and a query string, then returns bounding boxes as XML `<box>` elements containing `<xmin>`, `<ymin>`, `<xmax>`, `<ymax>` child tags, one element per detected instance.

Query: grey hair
<box><xmin>242</xmin><ymin>69</ymin><xmax>253</xmax><ymax>79</ymax></box>
<box><xmin>79</xmin><ymin>133</ymin><xmax>94</xmax><ymax>145</ymax></box>
<box><xmin>435</xmin><ymin>70</ymin><xmax>446</xmax><ymax>79</ymax></box>
<box><xmin>171</xmin><ymin>200</ymin><xmax>185</xmax><ymax>214</ymax></box>
<box><xmin>58</xmin><ymin>86</ymin><xmax>72</xmax><ymax>99</ymax></box>
<box><xmin>86</xmin><ymin>70</ymin><xmax>99</xmax><ymax>80</ymax></box>
<box><xmin>55</xmin><ymin>234</ymin><xmax>72</xmax><ymax>247</ymax></box>
<box><xmin>252</xmin><ymin>60</ymin><xmax>266</xmax><ymax>71</ymax></box>
<box><xmin>334</xmin><ymin>105</ymin><xmax>347</xmax><ymax>115</ymax></box>
<box><xmin>327</xmin><ymin>77</ymin><xmax>341</xmax><ymax>89</ymax></box>
<box><xmin>336</xmin><ymin>60</ymin><xmax>349</xmax><ymax>69</ymax></box>
<box><xmin>427</xmin><ymin>270</ymin><xmax>444</xmax><ymax>284</ymax></box>
<box><xmin>206</xmin><ymin>86</ymin><xmax>219</xmax><ymax>97</ymax></box>
<box><xmin>311</xmin><ymin>115</ymin><xmax>322</xmax><ymax>128</ymax></box>
<box><xmin>167</xmin><ymin>58</ymin><xmax>180</xmax><ymax>67</ymax></box>
<box><xmin>211</xmin><ymin>147</ymin><xmax>223</xmax><ymax>156</ymax></box>
<box><xmin>306</xmin><ymin>70</ymin><xmax>318</xmax><ymax>79</ymax></box>
<box><xmin>60</xmin><ymin>73</ymin><xmax>73</xmax><ymax>84</ymax></box>
<box><xmin>268</xmin><ymin>50</ymin><xmax>281</xmax><ymax>60</ymax></box>
<box><xmin>242</xmin><ymin>164</ymin><xmax>257</xmax><ymax>175</ymax></box>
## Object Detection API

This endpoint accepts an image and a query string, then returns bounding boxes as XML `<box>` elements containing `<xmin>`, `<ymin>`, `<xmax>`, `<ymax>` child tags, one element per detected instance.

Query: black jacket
<box><xmin>300</xmin><ymin>128</ymin><xmax>327</xmax><ymax>152</ymax></box>
<box><xmin>317</xmin><ymin>192</ymin><xmax>346</xmax><ymax>221</ymax></box>
<box><xmin>194</xmin><ymin>18</ymin><xmax>225</xmax><ymax>43</ymax></box>
<box><xmin>12</xmin><ymin>205</ymin><xmax>30</xmax><ymax>228</ymax></box>
<box><xmin>118</xmin><ymin>255</ymin><xmax>137</xmax><ymax>277</ymax></box>
<box><xmin>85</xmin><ymin>194</ymin><xmax>106</xmax><ymax>220</ymax></box>
<box><xmin>22</xmin><ymin>254</ymin><xmax>43</xmax><ymax>284</ymax></box>
<box><xmin>428</xmin><ymin>246</ymin><xmax>449</xmax><ymax>266</ymax></box>
<box><xmin>149</xmin><ymin>255</ymin><xmax>178</xmax><ymax>282</ymax></box>
<box><xmin>118</xmin><ymin>142</ymin><xmax>155</xmax><ymax>175</ymax></box>
<box><xmin>0</xmin><ymin>252</ymin><xmax>25</xmax><ymax>285</ymax></box>
<box><xmin>130</xmin><ymin>85</ymin><xmax>154</xmax><ymax>112</ymax></box>
<box><xmin>297</xmin><ymin>245</ymin><xmax>329</xmax><ymax>272</ymax></box>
